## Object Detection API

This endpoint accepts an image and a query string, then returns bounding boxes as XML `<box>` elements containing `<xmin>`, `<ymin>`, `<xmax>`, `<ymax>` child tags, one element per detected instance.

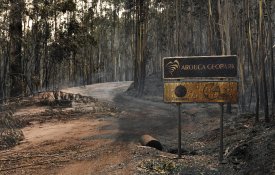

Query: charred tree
<box><xmin>9</xmin><ymin>0</ymin><xmax>24</xmax><ymax>97</ymax></box>
<box><xmin>259</xmin><ymin>0</ymin><xmax>269</xmax><ymax>122</ymax></box>
<box><xmin>134</xmin><ymin>0</ymin><xmax>147</xmax><ymax>96</ymax></box>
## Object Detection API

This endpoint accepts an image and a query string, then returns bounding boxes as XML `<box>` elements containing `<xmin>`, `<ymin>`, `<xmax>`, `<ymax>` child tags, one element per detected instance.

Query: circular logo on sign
<box><xmin>203</xmin><ymin>83</ymin><xmax>220</xmax><ymax>100</ymax></box>
<box><xmin>175</xmin><ymin>85</ymin><xmax>187</xmax><ymax>97</ymax></box>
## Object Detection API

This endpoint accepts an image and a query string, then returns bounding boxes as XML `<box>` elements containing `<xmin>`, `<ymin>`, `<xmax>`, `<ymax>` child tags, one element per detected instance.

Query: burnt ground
<box><xmin>0</xmin><ymin>75</ymin><xmax>274</xmax><ymax>175</ymax></box>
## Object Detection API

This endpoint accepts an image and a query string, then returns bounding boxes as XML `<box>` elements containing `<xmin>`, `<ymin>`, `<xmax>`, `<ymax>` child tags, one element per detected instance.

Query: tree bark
<box><xmin>259</xmin><ymin>0</ymin><xmax>269</xmax><ymax>122</ymax></box>
<box><xmin>266</xmin><ymin>0</ymin><xmax>275</xmax><ymax>117</ymax></box>
<box><xmin>134</xmin><ymin>0</ymin><xmax>147</xmax><ymax>96</ymax></box>
<box><xmin>9</xmin><ymin>0</ymin><xmax>24</xmax><ymax>97</ymax></box>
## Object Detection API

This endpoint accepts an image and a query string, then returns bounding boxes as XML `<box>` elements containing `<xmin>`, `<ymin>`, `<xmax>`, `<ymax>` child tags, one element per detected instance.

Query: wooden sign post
<box><xmin>162</xmin><ymin>55</ymin><xmax>238</xmax><ymax>162</ymax></box>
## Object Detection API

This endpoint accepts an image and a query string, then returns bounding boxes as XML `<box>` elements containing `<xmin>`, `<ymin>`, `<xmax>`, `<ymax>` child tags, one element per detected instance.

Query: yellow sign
<box><xmin>164</xmin><ymin>82</ymin><xmax>238</xmax><ymax>103</ymax></box>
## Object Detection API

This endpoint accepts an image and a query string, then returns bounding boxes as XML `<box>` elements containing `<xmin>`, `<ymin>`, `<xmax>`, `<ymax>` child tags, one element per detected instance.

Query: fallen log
<box><xmin>140</xmin><ymin>134</ymin><xmax>163</xmax><ymax>151</ymax></box>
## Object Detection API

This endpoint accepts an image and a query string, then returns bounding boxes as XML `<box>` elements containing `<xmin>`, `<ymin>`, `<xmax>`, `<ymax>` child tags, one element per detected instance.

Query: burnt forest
<box><xmin>0</xmin><ymin>0</ymin><xmax>274</xmax><ymax>174</ymax></box>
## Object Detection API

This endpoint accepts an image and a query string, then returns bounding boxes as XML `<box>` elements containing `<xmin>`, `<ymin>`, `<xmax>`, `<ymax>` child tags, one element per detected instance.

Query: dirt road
<box><xmin>0</xmin><ymin>81</ymin><xmax>229</xmax><ymax>175</ymax></box>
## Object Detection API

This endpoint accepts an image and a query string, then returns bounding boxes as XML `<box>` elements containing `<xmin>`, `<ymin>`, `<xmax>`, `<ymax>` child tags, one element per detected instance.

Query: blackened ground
<box><xmin>125</xmin><ymin>72</ymin><xmax>275</xmax><ymax>175</ymax></box>
<box><xmin>0</xmin><ymin>73</ymin><xmax>274</xmax><ymax>175</ymax></box>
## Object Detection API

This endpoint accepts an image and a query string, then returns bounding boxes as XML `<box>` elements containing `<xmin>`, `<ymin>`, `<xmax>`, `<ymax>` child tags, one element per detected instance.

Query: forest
<box><xmin>0</xmin><ymin>1</ymin><xmax>275</xmax><ymax>174</ymax></box>
<box><xmin>0</xmin><ymin>0</ymin><xmax>274</xmax><ymax>122</ymax></box>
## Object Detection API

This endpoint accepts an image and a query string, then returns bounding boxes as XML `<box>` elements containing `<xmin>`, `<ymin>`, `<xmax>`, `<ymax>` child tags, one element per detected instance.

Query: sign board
<box><xmin>164</xmin><ymin>81</ymin><xmax>238</xmax><ymax>103</ymax></box>
<box><xmin>163</xmin><ymin>56</ymin><xmax>237</xmax><ymax>79</ymax></box>
<box><xmin>162</xmin><ymin>55</ymin><xmax>239</xmax><ymax>162</ymax></box>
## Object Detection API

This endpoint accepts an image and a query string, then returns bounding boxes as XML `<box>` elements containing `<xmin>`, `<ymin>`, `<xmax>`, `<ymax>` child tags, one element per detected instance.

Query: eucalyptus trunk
<box><xmin>9</xmin><ymin>0</ymin><xmax>24</xmax><ymax>97</ymax></box>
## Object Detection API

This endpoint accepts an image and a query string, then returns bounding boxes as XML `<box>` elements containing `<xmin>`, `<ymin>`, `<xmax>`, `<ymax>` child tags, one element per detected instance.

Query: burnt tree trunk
<box><xmin>259</xmin><ymin>0</ymin><xmax>269</xmax><ymax>122</ymax></box>
<box><xmin>9</xmin><ymin>0</ymin><xmax>24</xmax><ymax>97</ymax></box>
<box><xmin>134</xmin><ymin>0</ymin><xmax>147</xmax><ymax>96</ymax></box>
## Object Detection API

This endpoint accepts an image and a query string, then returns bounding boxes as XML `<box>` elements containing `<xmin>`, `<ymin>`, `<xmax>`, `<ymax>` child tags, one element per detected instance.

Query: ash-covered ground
<box><xmin>0</xmin><ymin>74</ymin><xmax>274</xmax><ymax>175</ymax></box>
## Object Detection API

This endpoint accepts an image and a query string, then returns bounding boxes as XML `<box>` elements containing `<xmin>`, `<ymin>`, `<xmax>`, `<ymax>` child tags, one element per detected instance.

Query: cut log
<box><xmin>140</xmin><ymin>134</ymin><xmax>163</xmax><ymax>151</ymax></box>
